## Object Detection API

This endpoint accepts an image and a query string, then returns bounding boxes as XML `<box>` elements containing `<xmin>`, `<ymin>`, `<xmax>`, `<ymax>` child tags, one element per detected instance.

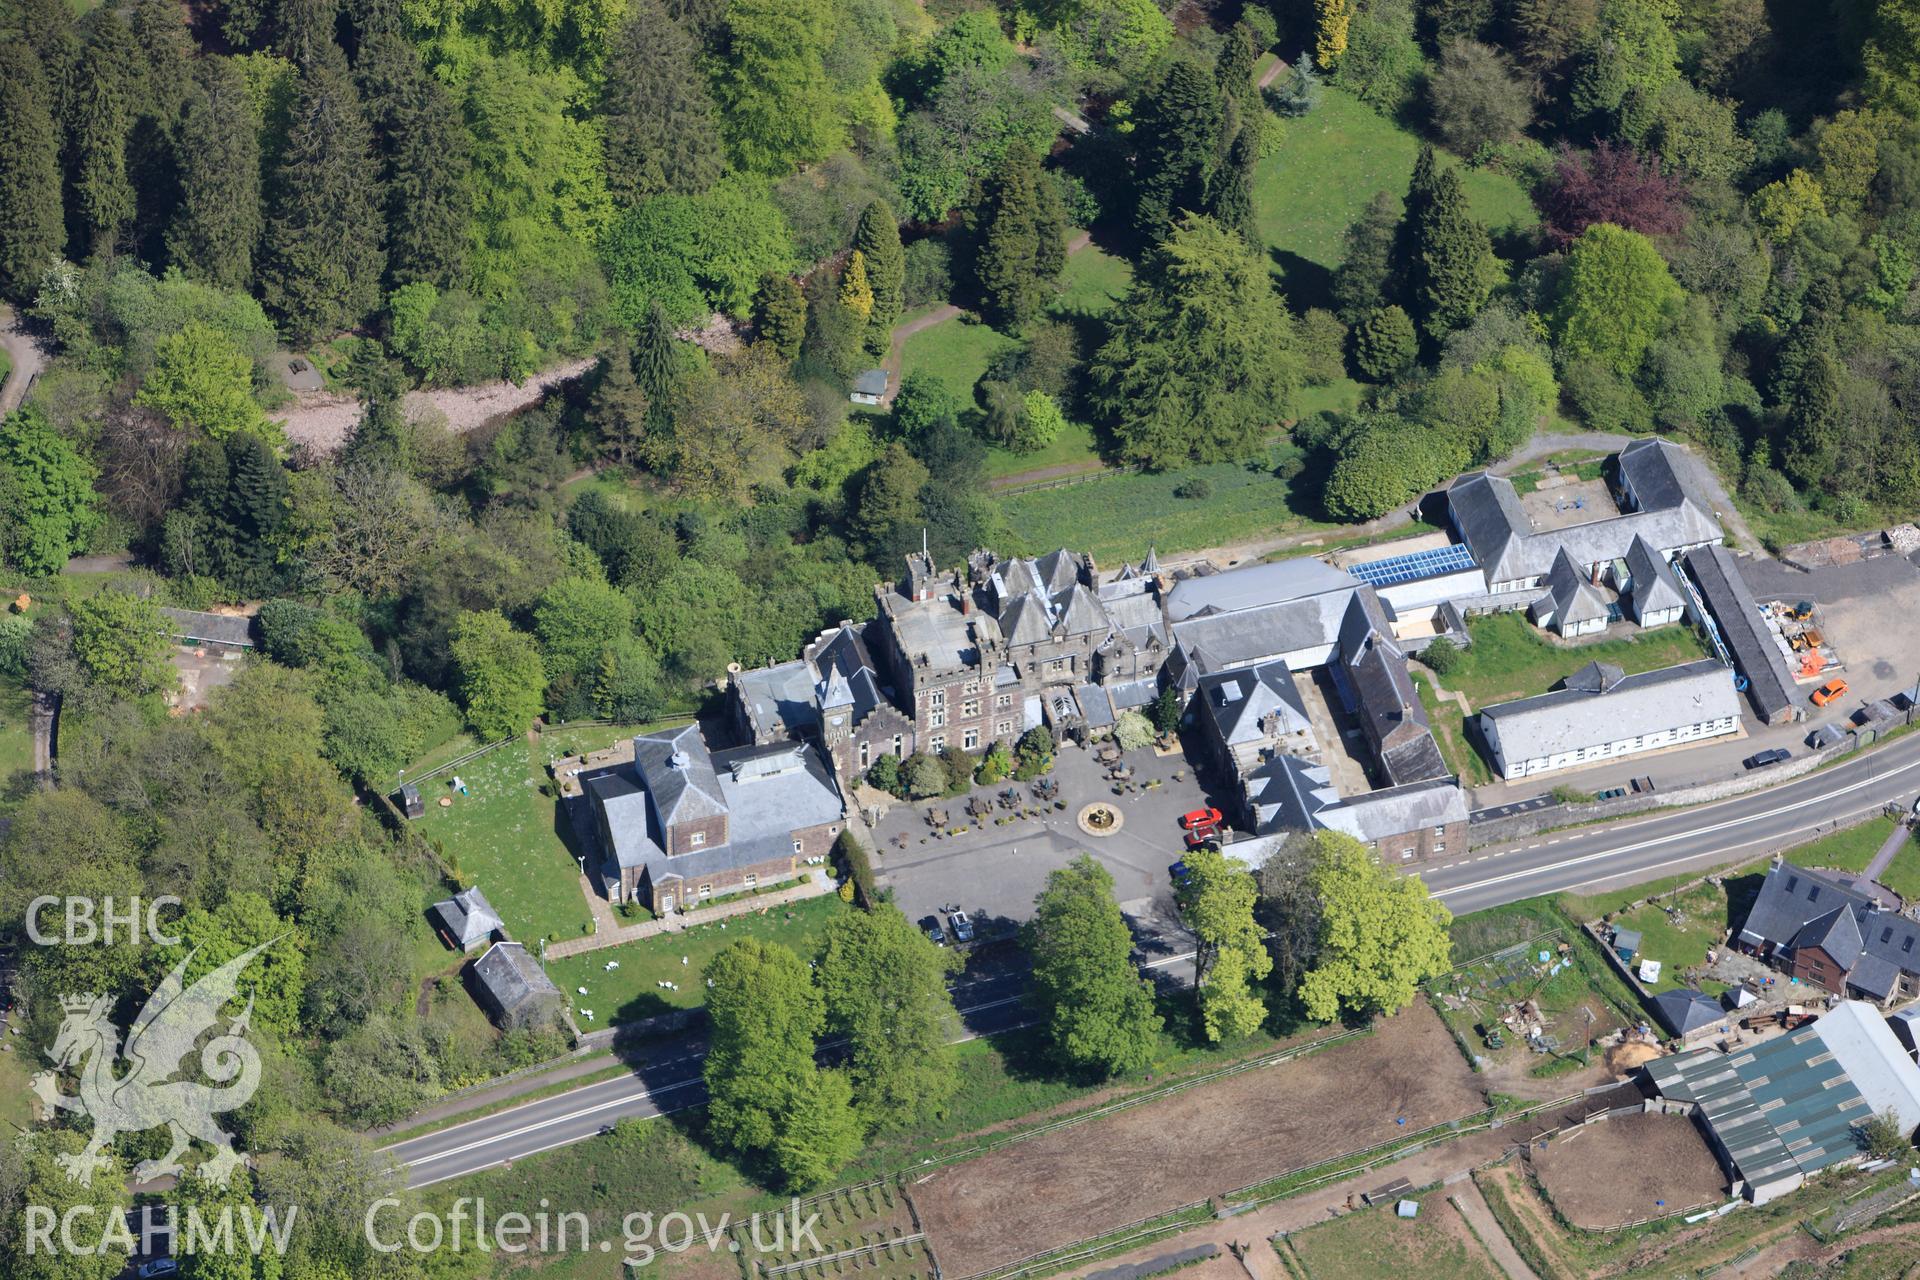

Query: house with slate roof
<box><xmin>1478</xmin><ymin>659</ymin><xmax>1742</xmax><ymax>779</ymax></box>
<box><xmin>1735</xmin><ymin>858</ymin><xmax>1920</xmax><ymax>1005</ymax></box>
<box><xmin>1622</xmin><ymin>534</ymin><xmax>1688</xmax><ymax>627</ymax></box>
<box><xmin>1191</xmin><ymin>661</ymin><xmax>1314</xmax><ymax>779</ymax></box>
<box><xmin>586</xmin><ymin>723</ymin><xmax>844</xmax><ymax>914</ymax></box>
<box><xmin>466</xmin><ymin>941</ymin><xmax>564</xmax><ymax>1030</ymax></box>
<box><xmin>1447</xmin><ymin>439</ymin><xmax>1723</xmax><ymax>596</ymax></box>
<box><xmin>1530</xmin><ymin>547</ymin><xmax>1612</xmax><ymax>637</ymax></box>
<box><xmin>429</xmin><ymin>886</ymin><xmax>505</xmax><ymax>952</ymax></box>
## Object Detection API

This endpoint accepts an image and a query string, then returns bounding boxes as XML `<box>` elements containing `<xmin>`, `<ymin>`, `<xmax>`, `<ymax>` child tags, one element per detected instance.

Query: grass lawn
<box><xmin>545</xmin><ymin>893</ymin><xmax>848</xmax><ymax>1024</ymax></box>
<box><xmin>1294</xmin><ymin>375</ymin><xmax>1367</xmax><ymax>420</ymax></box>
<box><xmin>996</xmin><ymin>441</ymin><xmax>1334</xmax><ymax>562</ymax></box>
<box><xmin>900</xmin><ymin>243</ymin><xmax>1132</xmax><ymax>482</ymax></box>
<box><xmin>409</xmin><ymin>737</ymin><xmax>593</xmax><ymax>946</ymax></box>
<box><xmin>0</xmin><ymin>347</ymin><xmax>11</xmax><ymax>391</ymax></box>
<box><xmin>0</xmin><ymin>680</ymin><xmax>33</xmax><ymax>785</ymax></box>
<box><xmin>1607</xmin><ymin>881</ymin><xmax>1731</xmax><ymax>994</ymax></box>
<box><xmin>1876</xmin><ymin>829</ymin><xmax>1920</xmax><ymax>900</ymax></box>
<box><xmin>1255</xmin><ymin>88</ymin><xmax>1537</xmax><ymax>291</ymax></box>
<box><xmin>1789</xmin><ymin>815</ymin><xmax>1898</xmax><ymax>875</ymax></box>
<box><xmin>1412</xmin><ymin>671</ymin><xmax>1491</xmax><ymax>786</ymax></box>
<box><xmin>1442</xmin><ymin>613</ymin><xmax>1711</xmax><ymax>708</ymax></box>
<box><xmin>1279</xmin><ymin>1191</ymin><xmax>1504</xmax><ymax>1280</ymax></box>
<box><xmin>0</xmin><ymin>1042</ymin><xmax>34</xmax><ymax>1131</ymax></box>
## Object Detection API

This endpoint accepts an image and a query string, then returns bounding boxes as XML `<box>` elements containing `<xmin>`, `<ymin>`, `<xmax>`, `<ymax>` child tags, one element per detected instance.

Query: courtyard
<box><xmin>872</xmin><ymin>737</ymin><xmax>1230</xmax><ymax>976</ymax></box>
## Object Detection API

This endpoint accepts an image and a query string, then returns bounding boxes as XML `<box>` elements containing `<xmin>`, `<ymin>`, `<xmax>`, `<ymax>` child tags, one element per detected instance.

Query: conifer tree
<box><xmin>1133</xmin><ymin>56</ymin><xmax>1223</xmax><ymax>237</ymax></box>
<box><xmin>633</xmin><ymin>301</ymin><xmax>680</xmax><ymax>404</ymax></box>
<box><xmin>1411</xmin><ymin>165</ymin><xmax>1494</xmax><ymax>339</ymax></box>
<box><xmin>590</xmin><ymin>338</ymin><xmax>653</xmax><ymax>466</ymax></box>
<box><xmin>1333</xmin><ymin>192</ymin><xmax>1401</xmax><ymax>323</ymax></box>
<box><xmin>840</xmin><ymin>250</ymin><xmax>874</xmax><ymax>322</ymax></box>
<box><xmin>259</xmin><ymin>62</ymin><xmax>386</xmax><ymax>342</ymax></box>
<box><xmin>1315</xmin><ymin>0</ymin><xmax>1352</xmax><ymax>67</ymax></box>
<box><xmin>604</xmin><ymin>0</ymin><xmax>723</xmax><ymax>205</ymax></box>
<box><xmin>1216</xmin><ymin>22</ymin><xmax>1259</xmax><ymax>107</ymax></box>
<box><xmin>65</xmin><ymin>10</ymin><xmax>139</xmax><ymax>259</ymax></box>
<box><xmin>852</xmin><ymin>200</ymin><xmax>904</xmax><ymax>355</ymax></box>
<box><xmin>1034</xmin><ymin>170</ymin><xmax>1069</xmax><ymax>282</ymax></box>
<box><xmin>358</xmin><ymin>33</ymin><xmax>469</xmax><ymax>287</ymax></box>
<box><xmin>975</xmin><ymin>142</ymin><xmax>1059</xmax><ymax>331</ymax></box>
<box><xmin>754</xmin><ymin>272</ymin><xmax>807</xmax><ymax>361</ymax></box>
<box><xmin>0</xmin><ymin>44</ymin><xmax>64</xmax><ymax>302</ymax></box>
<box><xmin>168</xmin><ymin>60</ymin><xmax>263</xmax><ymax>292</ymax></box>
<box><xmin>1208</xmin><ymin>126</ymin><xmax>1260</xmax><ymax>249</ymax></box>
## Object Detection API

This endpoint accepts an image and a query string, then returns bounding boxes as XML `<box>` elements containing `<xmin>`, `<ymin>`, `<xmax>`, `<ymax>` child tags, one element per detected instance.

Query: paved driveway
<box><xmin>872</xmin><ymin>740</ymin><xmax>1237</xmax><ymax>980</ymax></box>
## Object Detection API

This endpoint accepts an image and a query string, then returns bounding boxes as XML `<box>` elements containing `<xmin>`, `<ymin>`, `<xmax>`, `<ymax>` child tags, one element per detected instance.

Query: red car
<box><xmin>1180</xmin><ymin>807</ymin><xmax>1224</xmax><ymax>830</ymax></box>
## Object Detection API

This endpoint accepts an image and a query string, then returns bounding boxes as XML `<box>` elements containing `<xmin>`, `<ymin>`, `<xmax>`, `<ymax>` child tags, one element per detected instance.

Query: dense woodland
<box><xmin>2</xmin><ymin>0</ymin><xmax>1920</xmax><ymax>1270</ymax></box>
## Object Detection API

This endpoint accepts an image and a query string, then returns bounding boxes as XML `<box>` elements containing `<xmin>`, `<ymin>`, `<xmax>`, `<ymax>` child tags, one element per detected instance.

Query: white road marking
<box><xmin>1434</xmin><ymin>751</ymin><xmax>1920</xmax><ymax>900</ymax></box>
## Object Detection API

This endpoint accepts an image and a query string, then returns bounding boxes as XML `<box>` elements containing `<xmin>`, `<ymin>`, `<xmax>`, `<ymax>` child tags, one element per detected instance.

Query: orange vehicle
<box><xmin>1811</xmin><ymin>678</ymin><xmax>1850</xmax><ymax>706</ymax></box>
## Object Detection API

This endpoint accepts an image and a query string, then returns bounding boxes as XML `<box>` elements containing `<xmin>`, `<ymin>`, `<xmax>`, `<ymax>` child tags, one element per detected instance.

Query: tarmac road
<box><xmin>387</xmin><ymin>959</ymin><xmax>1196</xmax><ymax>1186</ymax></box>
<box><xmin>388</xmin><ymin>732</ymin><xmax>1920</xmax><ymax>1187</ymax></box>
<box><xmin>1425</xmin><ymin>727</ymin><xmax>1920</xmax><ymax>913</ymax></box>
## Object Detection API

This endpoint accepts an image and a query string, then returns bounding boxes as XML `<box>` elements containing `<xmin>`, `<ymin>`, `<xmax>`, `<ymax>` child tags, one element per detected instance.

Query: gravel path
<box><xmin>0</xmin><ymin>305</ymin><xmax>48</xmax><ymax>418</ymax></box>
<box><xmin>275</xmin><ymin>356</ymin><xmax>598</xmax><ymax>454</ymax></box>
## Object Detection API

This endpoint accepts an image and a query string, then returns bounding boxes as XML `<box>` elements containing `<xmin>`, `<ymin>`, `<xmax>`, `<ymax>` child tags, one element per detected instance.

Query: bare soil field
<box><xmin>910</xmin><ymin>1005</ymin><xmax>1485</xmax><ymax>1278</ymax></box>
<box><xmin>1531</xmin><ymin>1111</ymin><xmax>1726</xmax><ymax>1228</ymax></box>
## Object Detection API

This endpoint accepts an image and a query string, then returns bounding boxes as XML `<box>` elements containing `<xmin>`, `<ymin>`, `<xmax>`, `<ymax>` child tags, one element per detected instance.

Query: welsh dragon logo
<box><xmin>31</xmin><ymin>941</ymin><xmax>272</xmax><ymax>1187</ymax></box>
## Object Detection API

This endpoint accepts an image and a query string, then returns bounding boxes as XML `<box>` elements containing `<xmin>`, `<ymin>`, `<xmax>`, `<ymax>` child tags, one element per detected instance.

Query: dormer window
<box><xmin>688</xmin><ymin>832</ymin><xmax>706</xmax><ymax>847</ymax></box>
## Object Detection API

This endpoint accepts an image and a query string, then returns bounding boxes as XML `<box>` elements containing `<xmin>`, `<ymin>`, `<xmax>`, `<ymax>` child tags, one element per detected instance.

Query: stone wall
<box><xmin>1464</xmin><ymin>717</ymin><xmax>1915</xmax><ymax>849</ymax></box>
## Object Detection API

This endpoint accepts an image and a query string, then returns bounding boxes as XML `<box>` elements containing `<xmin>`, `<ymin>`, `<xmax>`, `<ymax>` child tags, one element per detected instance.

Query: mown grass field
<box><xmin>409</xmin><ymin>737</ymin><xmax>593</xmax><ymax>946</ymax></box>
<box><xmin>997</xmin><ymin>443</ymin><xmax>1334</xmax><ymax>562</ymax></box>
<box><xmin>1254</xmin><ymin>88</ymin><xmax>1538</xmax><ymax>281</ymax></box>
<box><xmin>1443</xmin><ymin>614</ymin><xmax>1711</xmax><ymax>708</ymax></box>
<box><xmin>1607</xmin><ymin>881</ymin><xmax>1731</xmax><ymax>994</ymax></box>
<box><xmin>1788</xmin><ymin>814</ymin><xmax>1899</xmax><ymax>875</ymax></box>
<box><xmin>1278</xmin><ymin>1190</ymin><xmax>1504</xmax><ymax>1280</ymax></box>
<box><xmin>546</xmin><ymin>893</ymin><xmax>848</xmax><ymax>1024</ymax></box>
<box><xmin>899</xmin><ymin>244</ymin><xmax>1132</xmax><ymax>481</ymax></box>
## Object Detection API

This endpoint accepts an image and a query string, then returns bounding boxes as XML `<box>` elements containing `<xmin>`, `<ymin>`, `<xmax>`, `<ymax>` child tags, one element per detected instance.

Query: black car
<box><xmin>922</xmin><ymin>916</ymin><xmax>947</xmax><ymax>946</ymax></box>
<box><xmin>1745</xmin><ymin>748</ymin><xmax>1792</xmax><ymax>769</ymax></box>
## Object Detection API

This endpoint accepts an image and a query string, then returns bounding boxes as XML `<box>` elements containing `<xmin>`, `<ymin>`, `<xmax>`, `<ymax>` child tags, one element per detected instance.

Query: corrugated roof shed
<box><xmin>158</xmin><ymin>607</ymin><xmax>256</xmax><ymax>647</ymax></box>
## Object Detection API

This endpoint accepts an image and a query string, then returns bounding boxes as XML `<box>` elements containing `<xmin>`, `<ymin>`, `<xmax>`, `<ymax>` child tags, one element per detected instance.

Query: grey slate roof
<box><xmin>431</xmin><ymin>886</ymin><xmax>504</xmax><ymax>949</ymax></box>
<box><xmin>736</xmin><ymin>660</ymin><xmax>818</xmax><ymax>740</ymax></box>
<box><xmin>1163</xmin><ymin>557</ymin><xmax>1360</xmax><ymax>622</ymax></box>
<box><xmin>1247</xmin><ymin>757</ymin><xmax>1466</xmax><ymax>844</ymax></box>
<box><xmin>634</xmin><ymin>723</ymin><xmax>729</xmax><ymax>827</ymax></box>
<box><xmin>1739</xmin><ymin>861</ymin><xmax>1920</xmax><ymax>991</ymax></box>
<box><xmin>852</xmin><ymin>369</ymin><xmax>888</xmax><ymax>396</ymax></box>
<box><xmin>1625</xmin><ymin>535</ymin><xmax>1686</xmax><ymax>618</ymax></box>
<box><xmin>1478</xmin><ymin>658</ymin><xmax>1741</xmax><ymax>764</ymax></box>
<box><xmin>1540</xmin><ymin>547</ymin><xmax>1610</xmax><ymax>627</ymax></box>
<box><xmin>1652</xmin><ymin>987</ymin><xmax>1728</xmax><ymax>1036</ymax></box>
<box><xmin>594</xmin><ymin>732</ymin><xmax>843</xmax><ymax>885</ymax></box>
<box><xmin>469</xmin><ymin>941</ymin><xmax>561</xmax><ymax>1020</ymax></box>
<box><xmin>1683</xmin><ymin>545</ymin><xmax>1798</xmax><ymax>723</ymax></box>
<box><xmin>1447</xmin><ymin>440</ymin><xmax>1722</xmax><ymax>586</ymax></box>
<box><xmin>1194</xmin><ymin>661</ymin><xmax>1310</xmax><ymax>747</ymax></box>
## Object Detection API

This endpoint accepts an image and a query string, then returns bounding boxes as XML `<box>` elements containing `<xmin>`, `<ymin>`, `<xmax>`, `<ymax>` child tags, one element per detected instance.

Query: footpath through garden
<box><xmin>543</xmin><ymin>872</ymin><xmax>833</xmax><ymax>958</ymax></box>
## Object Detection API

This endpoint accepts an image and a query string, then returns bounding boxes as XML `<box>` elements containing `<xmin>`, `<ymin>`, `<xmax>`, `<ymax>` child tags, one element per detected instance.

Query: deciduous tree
<box><xmin>1549</xmin><ymin>222</ymin><xmax>1682</xmax><ymax>375</ymax></box>
<box><xmin>136</xmin><ymin>321</ymin><xmax>270</xmax><ymax>441</ymax></box>
<box><xmin>1298</xmin><ymin>832</ymin><xmax>1451</xmax><ymax>1022</ymax></box>
<box><xmin>449</xmin><ymin>610</ymin><xmax>546</xmax><ymax>739</ymax></box>
<box><xmin>1540</xmin><ymin>142</ymin><xmax>1690</xmax><ymax>248</ymax></box>
<box><xmin>704</xmin><ymin>938</ymin><xmax>863</xmax><ymax>1187</ymax></box>
<box><xmin>1177</xmin><ymin>847</ymin><xmax>1271</xmax><ymax>1041</ymax></box>
<box><xmin>1026</xmin><ymin>855</ymin><xmax>1163</xmax><ymax>1076</ymax></box>
<box><xmin>816</xmin><ymin>905</ymin><xmax>960</xmax><ymax>1131</ymax></box>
